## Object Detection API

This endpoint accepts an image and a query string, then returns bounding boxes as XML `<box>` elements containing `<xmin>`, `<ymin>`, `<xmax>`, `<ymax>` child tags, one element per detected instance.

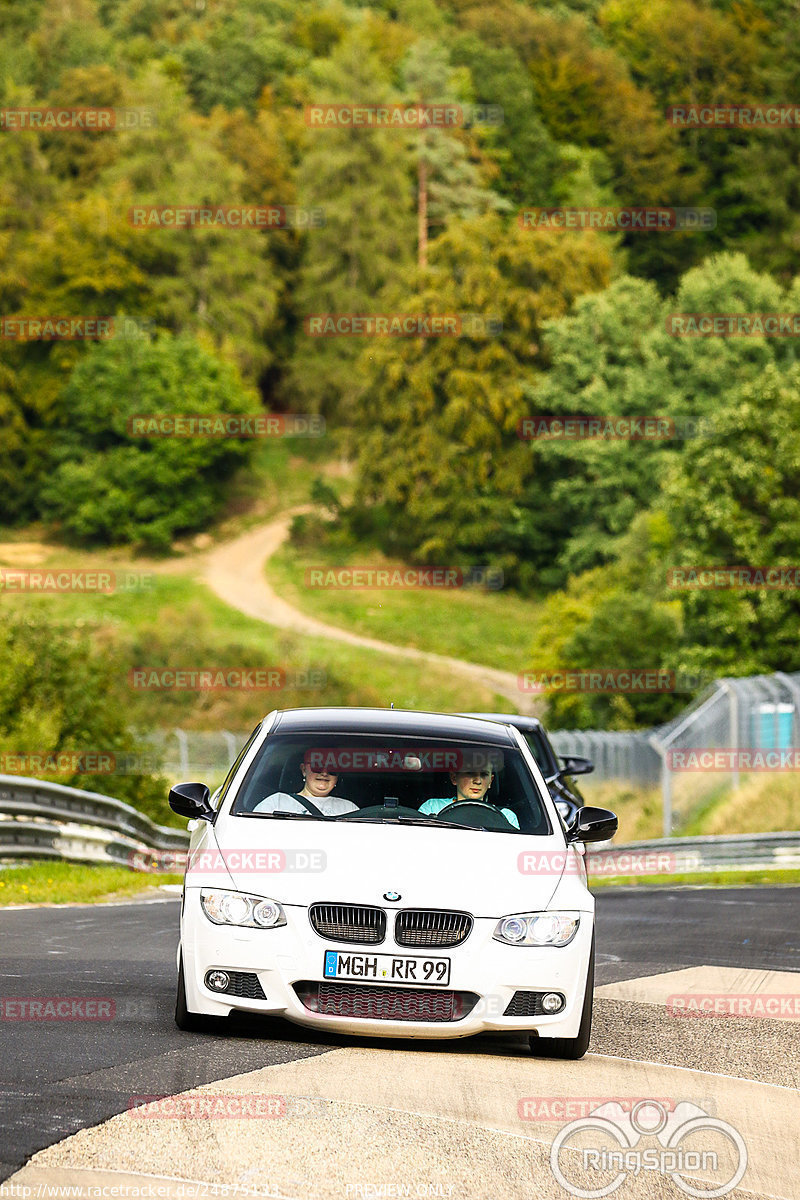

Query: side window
<box><xmin>212</xmin><ymin>723</ymin><xmax>263</xmax><ymax>811</ymax></box>
<box><xmin>524</xmin><ymin>733</ymin><xmax>546</xmax><ymax>771</ymax></box>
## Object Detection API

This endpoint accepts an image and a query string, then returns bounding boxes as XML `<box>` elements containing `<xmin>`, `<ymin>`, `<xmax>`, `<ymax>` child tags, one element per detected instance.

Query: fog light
<box><xmin>206</xmin><ymin>970</ymin><xmax>230</xmax><ymax>992</ymax></box>
<box><xmin>542</xmin><ymin>992</ymin><xmax>564</xmax><ymax>1013</ymax></box>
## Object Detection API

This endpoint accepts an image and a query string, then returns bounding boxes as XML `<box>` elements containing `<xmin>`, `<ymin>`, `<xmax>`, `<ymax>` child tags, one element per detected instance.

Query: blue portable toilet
<box><xmin>754</xmin><ymin>703</ymin><xmax>794</xmax><ymax>749</ymax></box>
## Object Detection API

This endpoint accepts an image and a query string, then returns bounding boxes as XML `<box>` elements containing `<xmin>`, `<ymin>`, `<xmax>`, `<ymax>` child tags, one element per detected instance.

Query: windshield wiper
<box><xmin>344</xmin><ymin>816</ymin><xmax>481</xmax><ymax>830</ymax></box>
<box><xmin>239</xmin><ymin>811</ymin><xmax>334</xmax><ymax>821</ymax></box>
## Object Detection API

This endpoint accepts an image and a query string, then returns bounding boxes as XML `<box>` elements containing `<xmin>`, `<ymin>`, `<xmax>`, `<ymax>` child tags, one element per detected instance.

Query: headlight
<box><xmin>200</xmin><ymin>888</ymin><xmax>286</xmax><ymax>929</ymax></box>
<box><xmin>493</xmin><ymin>911</ymin><xmax>579</xmax><ymax>947</ymax></box>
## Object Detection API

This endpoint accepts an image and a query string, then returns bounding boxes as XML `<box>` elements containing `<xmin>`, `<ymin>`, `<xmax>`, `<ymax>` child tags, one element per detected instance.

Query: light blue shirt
<box><xmin>419</xmin><ymin>796</ymin><xmax>519</xmax><ymax>828</ymax></box>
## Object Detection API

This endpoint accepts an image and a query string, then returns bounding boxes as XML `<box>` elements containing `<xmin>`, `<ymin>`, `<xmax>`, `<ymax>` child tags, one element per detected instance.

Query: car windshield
<box><xmin>230</xmin><ymin>733</ymin><xmax>552</xmax><ymax>835</ymax></box>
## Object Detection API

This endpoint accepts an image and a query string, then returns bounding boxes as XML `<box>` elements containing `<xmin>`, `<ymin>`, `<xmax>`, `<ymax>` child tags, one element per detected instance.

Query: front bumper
<box><xmin>180</xmin><ymin>890</ymin><xmax>594</xmax><ymax>1040</ymax></box>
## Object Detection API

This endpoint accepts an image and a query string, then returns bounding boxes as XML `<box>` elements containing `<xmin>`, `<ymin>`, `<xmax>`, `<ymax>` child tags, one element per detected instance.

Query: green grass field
<box><xmin>267</xmin><ymin>539</ymin><xmax>542</xmax><ymax>674</ymax></box>
<box><xmin>0</xmin><ymin>861</ymin><xmax>182</xmax><ymax>906</ymax></box>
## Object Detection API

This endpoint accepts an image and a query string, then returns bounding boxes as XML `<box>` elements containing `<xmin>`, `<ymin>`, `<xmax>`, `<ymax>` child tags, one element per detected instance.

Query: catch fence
<box><xmin>550</xmin><ymin>671</ymin><xmax>800</xmax><ymax>835</ymax></box>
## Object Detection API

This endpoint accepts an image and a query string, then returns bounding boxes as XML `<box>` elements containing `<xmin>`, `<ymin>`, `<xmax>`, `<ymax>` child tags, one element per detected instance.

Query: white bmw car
<box><xmin>169</xmin><ymin>708</ymin><xmax>617</xmax><ymax>1059</ymax></box>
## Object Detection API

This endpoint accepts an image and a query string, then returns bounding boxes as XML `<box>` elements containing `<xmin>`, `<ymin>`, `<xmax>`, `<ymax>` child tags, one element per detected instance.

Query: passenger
<box><xmin>420</xmin><ymin>763</ymin><xmax>519</xmax><ymax>828</ymax></box>
<box><xmin>254</xmin><ymin>761</ymin><xmax>357</xmax><ymax>817</ymax></box>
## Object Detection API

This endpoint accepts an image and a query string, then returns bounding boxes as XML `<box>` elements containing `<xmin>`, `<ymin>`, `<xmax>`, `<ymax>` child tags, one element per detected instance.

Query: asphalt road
<box><xmin>1</xmin><ymin>886</ymin><xmax>798</xmax><ymax>1183</ymax></box>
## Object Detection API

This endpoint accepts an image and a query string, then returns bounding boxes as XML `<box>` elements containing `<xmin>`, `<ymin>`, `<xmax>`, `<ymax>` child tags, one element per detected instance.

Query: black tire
<box><xmin>529</xmin><ymin>934</ymin><xmax>594</xmax><ymax>1060</ymax></box>
<box><xmin>175</xmin><ymin>954</ymin><xmax>208</xmax><ymax>1032</ymax></box>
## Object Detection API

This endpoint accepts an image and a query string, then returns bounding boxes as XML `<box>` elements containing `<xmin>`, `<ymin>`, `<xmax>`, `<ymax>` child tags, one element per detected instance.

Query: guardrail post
<box><xmin>174</xmin><ymin>728</ymin><xmax>190</xmax><ymax>778</ymax></box>
<box><xmin>719</xmin><ymin>681</ymin><xmax>739</xmax><ymax>791</ymax></box>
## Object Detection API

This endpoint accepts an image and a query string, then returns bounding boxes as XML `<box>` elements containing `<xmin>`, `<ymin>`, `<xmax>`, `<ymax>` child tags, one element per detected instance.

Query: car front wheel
<box><xmin>529</xmin><ymin>934</ymin><xmax>594</xmax><ymax>1060</ymax></box>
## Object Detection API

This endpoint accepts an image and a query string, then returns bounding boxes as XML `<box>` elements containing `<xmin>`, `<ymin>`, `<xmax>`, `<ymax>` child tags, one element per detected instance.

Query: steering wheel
<box><xmin>338</xmin><ymin>804</ymin><xmax>422</xmax><ymax>820</ymax></box>
<box><xmin>435</xmin><ymin>801</ymin><xmax>515</xmax><ymax>830</ymax></box>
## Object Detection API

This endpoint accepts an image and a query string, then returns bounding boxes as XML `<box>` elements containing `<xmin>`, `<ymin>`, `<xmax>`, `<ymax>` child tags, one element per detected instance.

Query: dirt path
<box><xmin>200</xmin><ymin>512</ymin><xmax>535</xmax><ymax>713</ymax></box>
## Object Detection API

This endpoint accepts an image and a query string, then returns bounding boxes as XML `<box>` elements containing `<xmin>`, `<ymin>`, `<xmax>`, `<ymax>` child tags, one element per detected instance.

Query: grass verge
<box><xmin>590</xmin><ymin>868</ymin><xmax>800</xmax><ymax>889</ymax></box>
<box><xmin>267</xmin><ymin>538</ymin><xmax>542</xmax><ymax>674</ymax></box>
<box><xmin>0</xmin><ymin>860</ymin><xmax>182</xmax><ymax>906</ymax></box>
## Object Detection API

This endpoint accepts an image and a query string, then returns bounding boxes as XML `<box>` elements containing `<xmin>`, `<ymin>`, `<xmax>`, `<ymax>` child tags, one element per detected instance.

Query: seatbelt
<box><xmin>291</xmin><ymin>792</ymin><xmax>329</xmax><ymax>818</ymax></box>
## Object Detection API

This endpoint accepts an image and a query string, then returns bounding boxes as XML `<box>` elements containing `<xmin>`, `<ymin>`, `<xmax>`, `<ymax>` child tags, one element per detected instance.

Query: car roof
<box><xmin>461</xmin><ymin>712</ymin><xmax>545</xmax><ymax>733</ymax></box>
<box><xmin>270</xmin><ymin>707</ymin><xmax>519</xmax><ymax>746</ymax></box>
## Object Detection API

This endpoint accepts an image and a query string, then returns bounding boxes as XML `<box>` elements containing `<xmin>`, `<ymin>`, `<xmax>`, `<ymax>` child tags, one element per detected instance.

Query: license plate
<box><xmin>323</xmin><ymin>950</ymin><xmax>451</xmax><ymax>987</ymax></box>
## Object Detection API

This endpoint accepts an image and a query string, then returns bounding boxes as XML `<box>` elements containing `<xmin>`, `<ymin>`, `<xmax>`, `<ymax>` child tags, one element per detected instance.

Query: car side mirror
<box><xmin>169</xmin><ymin>781</ymin><xmax>214</xmax><ymax>822</ymax></box>
<box><xmin>566</xmin><ymin>806</ymin><xmax>617</xmax><ymax>844</ymax></box>
<box><xmin>559</xmin><ymin>755</ymin><xmax>594</xmax><ymax>777</ymax></box>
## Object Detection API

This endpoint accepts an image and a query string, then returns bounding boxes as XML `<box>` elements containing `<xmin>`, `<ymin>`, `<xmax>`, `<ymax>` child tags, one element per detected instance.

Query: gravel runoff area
<box><xmin>10</xmin><ymin>1014</ymin><xmax>797</xmax><ymax>1200</ymax></box>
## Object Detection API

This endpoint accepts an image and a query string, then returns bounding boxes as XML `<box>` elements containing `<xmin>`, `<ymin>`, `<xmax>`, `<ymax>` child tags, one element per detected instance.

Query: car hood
<box><xmin>197</xmin><ymin>816</ymin><xmax>580</xmax><ymax>915</ymax></box>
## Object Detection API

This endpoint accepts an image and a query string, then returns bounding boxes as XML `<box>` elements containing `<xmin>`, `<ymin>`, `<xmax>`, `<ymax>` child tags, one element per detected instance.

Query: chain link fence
<box><xmin>145</xmin><ymin>672</ymin><xmax>800</xmax><ymax>835</ymax></box>
<box><xmin>550</xmin><ymin>671</ymin><xmax>800</xmax><ymax>835</ymax></box>
<box><xmin>143</xmin><ymin>728</ymin><xmax>249</xmax><ymax>788</ymax></box>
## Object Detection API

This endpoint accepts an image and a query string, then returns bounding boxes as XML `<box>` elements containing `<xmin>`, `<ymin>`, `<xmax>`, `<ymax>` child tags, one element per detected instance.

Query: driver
<box><xmin>420</xmin><ymin>763</ymin><xmax>519</xmax><ymax>828</ymax></box>
<box><xmin>254</xmin><ymin>761</ymin><xmax>358</xmax><ymax>816</ymax></box>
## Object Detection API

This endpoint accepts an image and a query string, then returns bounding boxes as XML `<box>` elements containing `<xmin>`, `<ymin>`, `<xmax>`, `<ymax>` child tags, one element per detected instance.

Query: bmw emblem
<box><xmin>383</xmin><ymin>890</ymin><xmax>401</xmax><ymax>901</ymax></box>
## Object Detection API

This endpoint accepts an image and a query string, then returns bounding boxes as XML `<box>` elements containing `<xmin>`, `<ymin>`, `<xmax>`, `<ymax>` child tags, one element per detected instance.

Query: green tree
<box><xmin>518</xmin><ymin>253</ymin><xmax>800</xmax><ymax>582</ymax></box>
<box><xmin>40</xmin><ymin>334</ymin><xmax>261</xmax><ymax>550</ymax></box>
<box><xmin>0</xmin><ymin>611</ymin><xmax>170</xmax><ymax>820</ymax></box>
<box><xmin>351</xmin><ymin>213</ymin><xmax>612</xmax><ymax>584</ymax></box>
<box><xmin>280</xmin><ymin>30</ymin><xmax>416</xmax><ymax>418</ymax></box>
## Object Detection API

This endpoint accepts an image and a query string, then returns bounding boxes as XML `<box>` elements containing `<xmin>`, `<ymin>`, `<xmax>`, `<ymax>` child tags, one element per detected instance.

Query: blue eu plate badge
<box><xmin>324</xmin><ymin>950</ymin><xmax>338</xmax><ymax>977</ymax></box>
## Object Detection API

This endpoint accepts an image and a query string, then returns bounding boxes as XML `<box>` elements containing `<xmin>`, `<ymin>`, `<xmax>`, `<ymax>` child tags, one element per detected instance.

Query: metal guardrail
<box><xmin>590</xmin><ymin>831</ymin><xmax>800</xmax><ymax>875</ymax></box>
<box><xmin>0</xmin><ymin>775</ymin><xmax>796</xmax><ymax>875</ymax></box>
<box><xmin>0</xmin><ymin>775</ymin><xmax>189</xmax><ymax>867</ymax></box>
